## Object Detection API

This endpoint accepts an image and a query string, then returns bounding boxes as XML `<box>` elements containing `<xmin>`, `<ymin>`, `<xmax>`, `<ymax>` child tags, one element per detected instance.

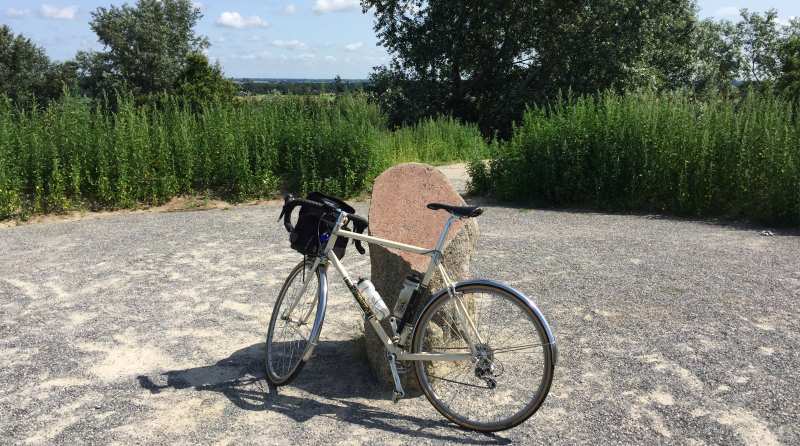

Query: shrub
<box><xmin>0</xmin><ymin>94</ymin><xmax>488</xmax><ymax>219</ymax></box>
<box><xmin>466</xmin><ymin>159</ymin><xmax>491</xmax><ymax>195</ymax></box>
<box><xmin>481</xmin><ymin>90</ymin><xmax>800</xmax><ymax>225</ymax></box>
<box><xmin>369</xmin><ymin>116</ymin><xmax>489</xmax><ymax>179</ymax></box>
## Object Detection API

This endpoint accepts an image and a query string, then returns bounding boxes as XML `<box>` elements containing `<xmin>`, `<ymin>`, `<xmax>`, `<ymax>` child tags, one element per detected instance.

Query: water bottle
<box><xmin>357</xmin><ymin>278</ymin><xmax>390</xmax><ymax>320</ymax></box>
<box><xmin>393</xmin><ymin>274</ymin><xmax>421</xmax><ymax>318</ymax></box>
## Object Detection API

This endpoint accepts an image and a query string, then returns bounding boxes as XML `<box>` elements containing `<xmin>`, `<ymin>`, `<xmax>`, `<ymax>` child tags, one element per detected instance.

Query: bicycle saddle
<box><xmin>426</xmin><ymin>203</ymin><xmax>484</xmax><ymax>218</ymax></box>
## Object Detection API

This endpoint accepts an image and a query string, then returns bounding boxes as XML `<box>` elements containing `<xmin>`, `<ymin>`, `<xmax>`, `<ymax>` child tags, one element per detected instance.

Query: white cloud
<box><xmin>6</xmin><ymin>8</ymin><xmax>31</xmax><ymax>18</ymax></box>
<box><xmin>714</xmin><ymin>6</ymin><xmax>741</xmax><ymax>19</ymax></box>
<box><xmin>40</xmin><ymin>4</ymin><xmax>78</xmax><ymax>20</ymax></box>
<box><xmin>294</xmin><ymin>53</ymin><xmax>316</xmax><ymax>61</ymax></box>
<box><xmin>271</xmin><ymin>39</ymin><xmax>308</xmax><ymax>50</ymax></box>
<box><xmin>324</xmin><ymin>55</ymin><xmax>337</xmax><ymax>62</ymax></box>
<box><xmin>313</xmin><ymin>0</ymin><xmax>360</xmax><ymax>14</ymax></box>
<box><xmin>230</xmin><ymin>50</ymin><xmax>273</xmax><ymax>61</ymax></box>
<box><xmin>344</xmin><ymin>42</ymin><xmax>364</xmax><ymax>52</ymax></box>
<box><xmin>216</xmin><ymin>11</ymin><xmax>269</xmax><ymax>29</ymax></box>
<box><xmin>282</xmin><ymin>4</ymin><xmax>297</xmax><ymax>15</ymax></box>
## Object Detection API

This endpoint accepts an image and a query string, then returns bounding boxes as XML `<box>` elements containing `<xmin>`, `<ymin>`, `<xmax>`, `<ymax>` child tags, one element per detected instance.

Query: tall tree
<box><xmin>535</xmin><ymin>1</ymin><xmax>697</xmax><ymax>93</ymax></box>
<box><xmin>777</xmin><ymin>36</ymin><xmax>800</xmax><ymax>99</ymax></box>
<box><xmin>692</xmin><ymin>19</ymin><xmax>743</xmax><ymax>94</ymax></box>
<box><xmin>0</xmin><ymin>25</ymin><xmax>75</xmax><ymax>105</ymax></box>
<box><xmin>737</xmin><ymin>9</ymin><xmax>783</xmax><ymax>83</ymax></box>
<box><xmin>333</xmin><ymin>75</ymin><xmax>345</xmax><ymax>95</ymax></box>
<box><xmin>78</xmin><ymin>0</ymin><xmax>208</xmax><ymax>97</ymax></box>
<box><xmin>364</xmin><ymin>0</ymin><xmax>698</xmax><ymax>136</ymax></box>
<box><xmin>173</xmin><ymin>52</ymin><xmax>237</xmax><ymax>105</ymax></box>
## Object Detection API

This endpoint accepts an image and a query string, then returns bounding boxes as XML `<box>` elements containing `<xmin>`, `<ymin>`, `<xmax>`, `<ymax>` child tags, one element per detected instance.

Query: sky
<box><xmin>1</xmin><ymin>0</ymin><xmax>799</xmax><ymax>79</ymax></box>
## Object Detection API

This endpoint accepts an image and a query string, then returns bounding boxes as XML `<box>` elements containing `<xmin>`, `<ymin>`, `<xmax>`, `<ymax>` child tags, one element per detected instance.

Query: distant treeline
<box><xmin>235</xmin><ymin>78</ymin><xmax>370</xmax><ymax>96</ymax></box>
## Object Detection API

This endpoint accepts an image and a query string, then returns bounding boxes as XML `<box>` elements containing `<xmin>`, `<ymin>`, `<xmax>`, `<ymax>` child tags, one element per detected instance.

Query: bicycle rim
<box><xmin>412</xmin><ymin>283</ymin><xmax>554</xmax><ymax>431</ymax></box>
<box><xmin>265</xmin><ymin>259</ymin><xmax>327</xmax><ymax>385</ymax></box>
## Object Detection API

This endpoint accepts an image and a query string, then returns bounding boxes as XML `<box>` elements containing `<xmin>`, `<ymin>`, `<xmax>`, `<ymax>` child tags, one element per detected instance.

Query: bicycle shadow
<box><xmin>137</xmin><ymin>340</ymin><xmax>511</xmax><ymax>445</ymax></box>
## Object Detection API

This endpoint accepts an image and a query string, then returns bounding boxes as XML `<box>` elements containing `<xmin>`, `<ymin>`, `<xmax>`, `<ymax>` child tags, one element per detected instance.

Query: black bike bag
<box><xmin>279</xmin><ymin>192</ymin><xmax>367</xmax><ymax>258</ymax></box>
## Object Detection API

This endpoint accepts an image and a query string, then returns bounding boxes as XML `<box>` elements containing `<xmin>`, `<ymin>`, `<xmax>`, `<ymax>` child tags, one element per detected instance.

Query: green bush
<box><xmin>466</xmin><ymin>158</ymin><xmax>491</xmax><ymax>195</ymax></box>
<box><xmin>369</xmin><ymin>116</ymin><xmax>489</xmax><ymax>179</ymax></box>
<box><xmin>0</xmin><ymin>94</ymin><xmax>488</xmax><ymax>219</ymax></box>
<box><xmin>481</xmin><ymin>90</ymin><xmax>800</xmax><ymax>225</ymax></box>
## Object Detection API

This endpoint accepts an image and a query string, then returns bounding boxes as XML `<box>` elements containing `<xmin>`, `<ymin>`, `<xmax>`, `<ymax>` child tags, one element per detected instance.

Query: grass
<box><xmin>472</xmin><ymin>90</ymin><xmax>800</xmax><ymax>226</ymax></box>
<box><xmin>6</xmin><ymin>89</ymin><xmax>796</xmax><ymax>225</ymax></box>
<box><xmin>369</xmin><ymin>116</ymin><xmax>489</xmax><ymax>176</ymax></box>
<box><xmin>0</xmin><ymin>94</ymin><xmax>488</xmax><ymax>220</ymax></box>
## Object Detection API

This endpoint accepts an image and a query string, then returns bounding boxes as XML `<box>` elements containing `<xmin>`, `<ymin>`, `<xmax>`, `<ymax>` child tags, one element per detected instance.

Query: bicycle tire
<box><xmin>412</xmin><ymin>281</ymin><xmax>556</xmax><ymax>432</ymax></box>
<box><xmin>265</xmin><ymin>259</ymin><xmax>328</xmax><ymax>385</ymax></box>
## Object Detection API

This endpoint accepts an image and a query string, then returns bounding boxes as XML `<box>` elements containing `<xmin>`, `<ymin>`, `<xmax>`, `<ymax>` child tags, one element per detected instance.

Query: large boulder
<box><xmin>364</xmin><ymin>163</ymin><xmax>478</xmax><ymax>392</ymax></box>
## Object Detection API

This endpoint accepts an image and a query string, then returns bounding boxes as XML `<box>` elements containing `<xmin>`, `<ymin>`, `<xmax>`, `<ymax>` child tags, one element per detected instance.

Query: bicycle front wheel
<box><xmin>412</xmin><ymin>282</ymin><xmax>555</xmax><ymax>432</ymax></box>
<box><xmin>265</xmin><ymin>259</ymin><xmax>327</xmax><ymax>385</ymax></box>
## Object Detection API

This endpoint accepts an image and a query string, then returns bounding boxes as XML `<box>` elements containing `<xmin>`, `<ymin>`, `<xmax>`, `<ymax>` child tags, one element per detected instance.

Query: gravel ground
<box><xmin>2</xmin><ymin>181</ymin><xmax>800</xmax><ymax>444</ymax></box>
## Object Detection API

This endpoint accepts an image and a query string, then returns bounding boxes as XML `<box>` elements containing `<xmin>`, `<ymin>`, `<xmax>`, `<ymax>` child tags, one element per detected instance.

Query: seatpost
<box><xmin>433</xmin><ymin>215</ymin><xmax>458</xmax><ymax>253</ymax></box>
<box><xmin>421</xmin><ymin>214</ymin><xmax>458</xmax><ymax>287</ymax></box>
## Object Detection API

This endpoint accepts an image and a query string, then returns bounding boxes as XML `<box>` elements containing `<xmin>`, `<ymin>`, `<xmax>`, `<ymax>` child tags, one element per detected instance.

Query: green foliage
<box><xmin>173</xmin><ymin>52</ymin><xmax>237</xmax><ymax>106</ymax></box>
<box><xmin>0</xmin><ymin>94</ymin><xmax>488</xmax><ymax>219</ymax></box>
<box><xmin>369</xmin><ymin>116</ymin><xmax>489</xmax><ymax>176</ymax></box>
<box><xmin>778</xmin><ymin>36</ymin><xmax>800</xmax><ymax>99</ymax></box>
<box><xmin>82</xmin><ymin>0</ymin><xmax>207</xmax><ymax>97</ymax></box>
<box><xmin>366</xmin><ymin>4</ymin><xmax>800</xmax><ymax>139</ymax></box>
<box><xmin>333</xmin><ymin>75</ymin><xmax>345</xmax><ymax>95</ymax></box>
<box><xmin>534</xmin><ymin>1</ymin><xmax>698</xmax><ymax>93</ymax></box>
<box><xmin>693</xmin><ymin>20</ymin><xmax>743</xmax><ymax>94</ymax></box>
<box><xmin>466</xmin><ymin>159</ymin><xmax>491</xmax><ymax>196</ymax></box>
<box><xmin>691</xmin><ymin>10</ymin><xmax>799</xmax><ymax>94</ymax></box>
<box><xmin>479</xmin><ymin>91</ymin><xmax>800</xmax><ymax>225</ymax></box>
<box><xmin>737</xmin><ymin>9</ymin><xmax>783</xmax><ymax>83</ymax></box>
<box><xmin>237</xmin><ymin>79</ymin><xmax>367</xmax><ymax>96</ymax></box>
<box><xmin>365</xmin><ymin>0</ymin><xmax>699</xmax><ymax>136</ymax></box>
<box><xmin>0</xmin><ymin>25</ymin><xmax>76</xmax><ymax>106</ymax></box>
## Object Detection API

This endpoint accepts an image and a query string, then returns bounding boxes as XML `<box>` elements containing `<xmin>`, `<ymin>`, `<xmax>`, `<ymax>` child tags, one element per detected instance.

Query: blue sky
<box><xmin>1</xmin><ymin>0</ymin><xmax>799</xmax><ymax>79</ymax></box>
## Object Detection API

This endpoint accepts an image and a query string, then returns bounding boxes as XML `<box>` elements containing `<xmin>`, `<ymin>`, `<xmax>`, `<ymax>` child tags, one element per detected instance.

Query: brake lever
<box><xmin>355</xmin><ymin>240</ymin><xmax>366</xmax><ymax>255</ymax></box>
<box><xmin>352</xmin><ymin>219</ymin><xmax>367</xmax><ymax>255</ymax></box>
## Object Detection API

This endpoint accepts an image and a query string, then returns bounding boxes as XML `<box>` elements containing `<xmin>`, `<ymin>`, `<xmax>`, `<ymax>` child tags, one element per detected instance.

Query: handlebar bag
<box><xmin>289</xmin><ymin>192</ymin><xmax>355</xmax><ymax>258</ymax></box>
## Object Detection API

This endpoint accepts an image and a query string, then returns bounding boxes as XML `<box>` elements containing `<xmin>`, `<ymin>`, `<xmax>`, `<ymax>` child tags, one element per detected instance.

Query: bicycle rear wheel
<box><xmin>265</xmin><ymin>259</ymin><xmax>327</xmax><ymax>385</ymax></box>
<box><xmin>412</xmin><ymin>282</ymin><xmax>555</xmax><ymax>432</ymax></box>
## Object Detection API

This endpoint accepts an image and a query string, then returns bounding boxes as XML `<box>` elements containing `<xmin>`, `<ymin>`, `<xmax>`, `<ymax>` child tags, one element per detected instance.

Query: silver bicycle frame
<box><xmin>283</xmin><ymin>209</ymin><xmax>475</xmax><ymax>362</ymax></box>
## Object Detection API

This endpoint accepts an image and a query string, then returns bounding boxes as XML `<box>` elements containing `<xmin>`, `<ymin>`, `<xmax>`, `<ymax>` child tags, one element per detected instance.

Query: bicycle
<box><xmin>266</xmin><ymin>193</ymin><xmax>558</xmax><ymax>432</ymax></box>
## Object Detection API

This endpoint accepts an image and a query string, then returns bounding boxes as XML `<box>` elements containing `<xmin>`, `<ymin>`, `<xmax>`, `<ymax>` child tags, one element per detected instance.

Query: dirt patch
<box><xmin>0</xmin><ymin>195</ymin><xmax>284</xmax><ymax>229</ymax></box>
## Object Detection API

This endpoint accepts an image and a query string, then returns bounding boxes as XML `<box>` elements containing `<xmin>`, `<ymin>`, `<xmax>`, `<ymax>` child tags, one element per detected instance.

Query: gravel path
<box><xmin>2</xmin><ymin>170</ymin><xmax>799</xmax><ymax>444</ymax></box>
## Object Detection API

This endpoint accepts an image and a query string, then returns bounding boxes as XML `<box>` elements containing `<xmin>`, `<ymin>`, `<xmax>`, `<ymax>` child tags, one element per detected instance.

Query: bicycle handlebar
<box><xmin>279</xmin><ymin>195</ymin><xmax>369</xmax><ymax>255</ymax></box>
<box><xmin>279</xmin><ymin>197</ymin><xmax>321</xmax><ymax>233</ymax></box>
